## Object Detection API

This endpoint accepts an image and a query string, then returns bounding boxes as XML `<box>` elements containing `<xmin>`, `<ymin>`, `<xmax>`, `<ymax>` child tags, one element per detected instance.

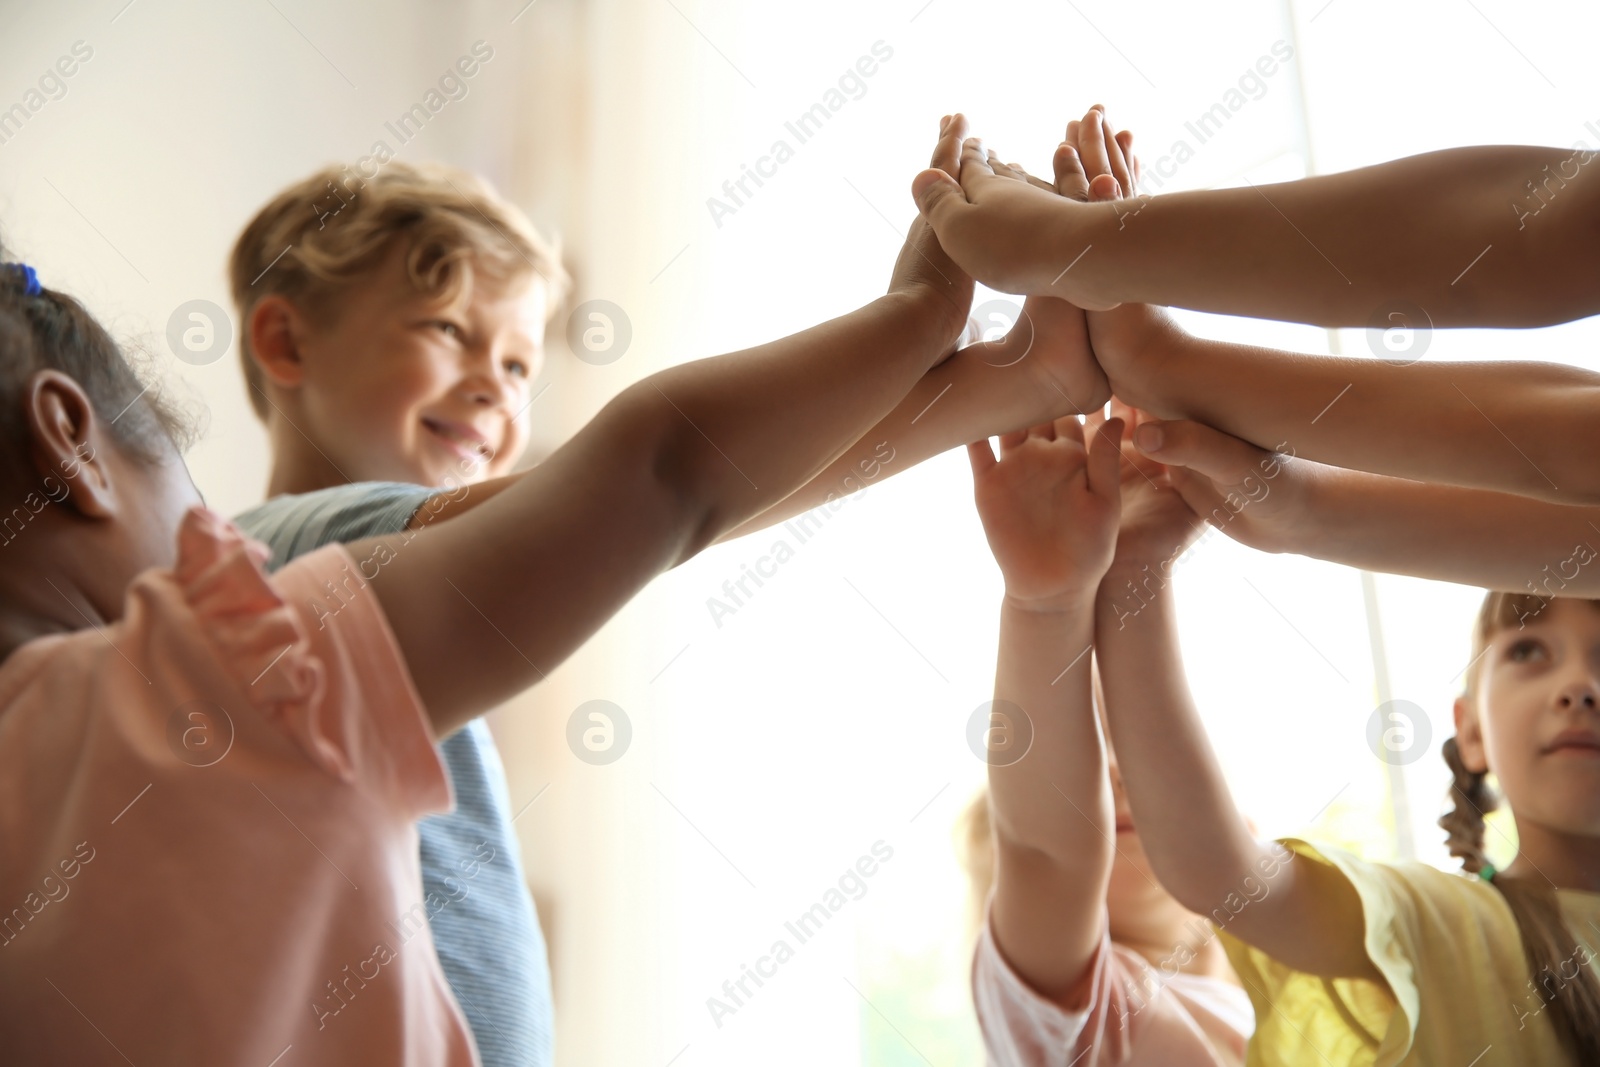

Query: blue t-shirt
<box><xmin>235</xmin><ymin>483</ymin><xmax>554</xmax><ymax>1067</ymax></box>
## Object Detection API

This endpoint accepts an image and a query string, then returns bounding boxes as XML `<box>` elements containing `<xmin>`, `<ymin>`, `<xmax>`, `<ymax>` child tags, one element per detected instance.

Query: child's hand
<box><xmin>912</xmin><ymin>120</ymin><xmax>1112</xmax><ymax>305</ymax></box>
<box><xmin>889</xmin><ymin>115</ymin><xmax>977</xmax><ymax>352</ymax></box>
<box><xmin>1090</xmin><ymin>401</ymin><xmax>1206</xmax><ymax>578</ymax></box>
<box><xmin>967</xmin><ymin>415</ymin><xmax>1124</xmax><ymax>612</ymax></box>
<box><xmin>1064</xmin><ymin>107</ymin><xmax>1188</xmax><ymax>410</ymax></box>
<box><xmin>964</xmin><ymin>143</ymin><xmax>1112</xmax><ymax>415</ymax></box>
<box><xmin>1130</xmin><ymin>415</ymin><xmax>1316</xmax><ymax>556</ymax></box>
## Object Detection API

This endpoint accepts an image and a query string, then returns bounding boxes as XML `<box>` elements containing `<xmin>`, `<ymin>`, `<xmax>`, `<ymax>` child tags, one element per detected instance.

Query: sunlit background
<box><xmin>5</xmin><ymin>0</ymin><xmax>1600</xmax><ymax>1063</ymax></box>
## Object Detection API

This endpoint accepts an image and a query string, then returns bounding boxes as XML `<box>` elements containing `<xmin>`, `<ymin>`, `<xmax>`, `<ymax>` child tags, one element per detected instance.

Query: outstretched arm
<box><xmin>1091</xmin><ymin>411</ymin><xmax>1382</xmax><ymax>982</ymax></box>
<box><xmin>914</xmin><ymin>110</ymin><xmax>1600</xmax><ymax>327</ymax></box>
<box><xmin>969</xmin><ymin>412</ymin><xmax>1124</xmax><ymax>1002</ymax></box>
<box><xmin>1092</xmin><ymin>301</ymin><xmax>1600</xmax><ymax>505</ymax></box>
<box><xmin>718</xmin><ymin>121</ymin><xmax>1116</xmax><ymax>544</ymax></box>
<box><xmin>1128</xmin><ymin>413</ymin><xmax>1600</xmax><ymax>597</ymax></box>
<box><xmin>356</xmin><ymin>125</ymin><xmax>973</xmax><ymax>738</ymax></box>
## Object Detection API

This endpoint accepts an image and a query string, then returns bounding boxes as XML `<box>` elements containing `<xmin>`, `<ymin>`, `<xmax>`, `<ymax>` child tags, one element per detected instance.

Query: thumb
<box><xmin>1133</xmin><ymin>418</ymin><xmax>1269</xmax><ymax>485</ymax></box>
<box><xmin>912</xmin><ymin>168</ymin><xmax>964</xmax><ymax>225</ymax></box>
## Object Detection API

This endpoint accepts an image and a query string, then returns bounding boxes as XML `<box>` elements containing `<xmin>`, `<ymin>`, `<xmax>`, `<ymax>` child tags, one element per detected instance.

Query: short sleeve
<box><xmin>972</xmin><ymin>904</ymin><xmax>1107</xmax><ymax>1066</ymax></box>
<box><xmin>1217</xmin><ymin>837</ymin><xmax>1555</xmax><ymax>1067</ymax></box>
<box><xmin>162</xmin><ymin>506</ymin><xmax>449</xmax><ymax>819</ymax></box>
<box><xmin>235</xmin><ymin>481</ymin><xmax>440</xmax><ymax>571</ymax></box>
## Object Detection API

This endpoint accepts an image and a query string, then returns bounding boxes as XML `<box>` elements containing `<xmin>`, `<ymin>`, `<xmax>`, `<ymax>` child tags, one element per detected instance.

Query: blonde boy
<box><xmin>228</xmin><ymin>161</ymin><xmax>566</xmax><ymax>1067</ymax></box>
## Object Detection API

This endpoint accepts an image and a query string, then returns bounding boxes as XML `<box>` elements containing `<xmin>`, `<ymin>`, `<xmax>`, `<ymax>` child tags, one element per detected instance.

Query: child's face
<box><xmin>1466</xmin><ymin>598</ymin><xmax>1600</xmax><ymax>837</ymax></box>
<box><xmin>290</xmin><ymin>244</ymin><xmax>547</xmax><ymax>488</ymax></box>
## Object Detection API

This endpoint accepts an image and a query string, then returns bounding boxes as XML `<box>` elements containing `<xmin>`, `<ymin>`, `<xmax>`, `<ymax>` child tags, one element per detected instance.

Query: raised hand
<box><xmin>1130</xmin><ymin>415</ymin><xmax>1313</xmax><ymax>556</ymax></box>
<box><xmin>911</xmin><ymin>116</ymin><xmax>1114</xmax><ymax>304</ymax></box>
<box><xmin>889</xmin><ymin>114</ymin><xmax>978</xmax><ymax>352</ymax></box>
<box><xmin>1089</xmin><ymin>401</ymin><xmax>1207</xmax><ymax>581</ymax></box>
<box><xmin>967</xmin><ymin>414</ymin><xmax>1124</xmax><ymax>612</ymax></box>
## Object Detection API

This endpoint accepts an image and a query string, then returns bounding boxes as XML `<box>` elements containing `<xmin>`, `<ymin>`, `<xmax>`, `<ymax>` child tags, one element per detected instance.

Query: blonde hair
<box><xmin>955</xmin><ymin>787</ymin><xmax>995</xmax><ymax>946</ymax></box>
<box><xmin>1440</xmin><ymin>591</ymin><xmax>1600</xmax><ymax>1062</ymax></box>
<box><xmin>228</xmin><ymin>160</ymin><xmax>570</xmax><ymax>420</ymax></box>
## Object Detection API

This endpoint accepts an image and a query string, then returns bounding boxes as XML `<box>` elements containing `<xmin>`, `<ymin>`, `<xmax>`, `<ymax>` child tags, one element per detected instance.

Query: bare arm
<box><xmin>1093</xmin><ymin>303</ymin><xmax>1600</xmax><ymax>505</ymax></box>
<box><xmin>966</xmin><ymin>414</ymin><xmax>1123</xmax><ymax>1002</ymax></box>
<box><xmin>1136</xmin><ymin>414</ymin><xmax>1600</xmax><ymax>595</ymax></box>
<box><xmin>917</xmin><ymin>133</ymin><xmax>1600</xmax><ymax>328</ymax></box>
<box><xmin>1094</xmin><ymin>575</ymin><xmax>1381</xmax><ymax>981</ymax></box>
<box><xmin>985</xmin><ymin>598</ymin><xmax>1110</xmax><ymax>1001</ymax></box>
<box><xmin>359</xmin><ymin>283</ymin><xmax>960</xmax><ymax>737</ymax></box>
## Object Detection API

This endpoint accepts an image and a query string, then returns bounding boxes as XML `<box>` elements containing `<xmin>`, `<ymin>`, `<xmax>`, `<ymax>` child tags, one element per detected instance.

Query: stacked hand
<box><xmin>968</xmin><ymin>413</ymin><xmax>1125</xmax><ymax>612</ymax></box>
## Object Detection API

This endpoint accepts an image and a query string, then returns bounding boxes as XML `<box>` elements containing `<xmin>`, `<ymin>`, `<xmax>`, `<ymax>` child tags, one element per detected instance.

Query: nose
<box><xmin>459</xmin><ymin>349</ymin><xmax>518</xmax><ymax>411</ymax></box>
<box><xmin>1555</xmin><ymin>678</ymin><xmax>1600</xmax><ymax>712</ymax></box>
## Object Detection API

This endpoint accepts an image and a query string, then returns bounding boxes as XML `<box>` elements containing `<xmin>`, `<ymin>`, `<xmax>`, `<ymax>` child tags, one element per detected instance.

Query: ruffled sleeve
<box><xmin>171</xmin><ymin>506</ymin><xmax>357</xmax><ymax>781</ymax></box>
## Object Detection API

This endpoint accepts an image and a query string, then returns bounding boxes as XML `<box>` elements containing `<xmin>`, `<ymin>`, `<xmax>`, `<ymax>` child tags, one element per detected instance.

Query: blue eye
<box><xmin>505</xmin><ymin>358</ymin><xmax>530</xmax><ymax>379</ymax></box>
<box><xmin>432</xmin><ymin>321</ymin><xmax>464</xmax><ymax>340</ymax></box>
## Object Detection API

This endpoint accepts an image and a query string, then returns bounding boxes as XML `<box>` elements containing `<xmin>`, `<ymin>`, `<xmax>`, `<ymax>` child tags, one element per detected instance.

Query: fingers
<box><xmin>1053</xmin><ymin>413</ymin><xmax>1085</xmax><ymax>447</ymax></box>
<box><xmin>1098</xmin><ymin>109</ymin><xmax>1134</xmax><ymax>203</ymax></box>
<box><xmin>912</xmin><ymin>113</ymin><xmax>973</xmax><ymax>222</ymax></box>
<box><xmin>1086</xmin><ymin>416</ymin><xmax>1126</xmax><ymax>501</ymax></box>
<box><xmin>929</xmin><ymin>112</ymin><xmax>968</xmax><ymax>177</ymax></box>
<box><xmin>997</xmin><ymin>428</ymin><xmax>1029</xmax><ymax>456</ymax></box>
<box><xmin>1077</xmin><ymin>108</ymin><xmax>1119</xmax><ymax>199</ymax></box>
<box><xmin>1132</xmin><ymin>418</ymin><xmax>1269</xmax><ymax>485</ymax></box>
<box><xmin>986</xmin><ymin>150</ymin><xmax>1027</xmax><ymax>184</ymax></box>
<box><xmin>957</xmin><ymin>137</ymin><xmax>998</xmax><ymax>194</ymax></box>
<box><xmin>1026</xmin><ymin>418</ymin><xmax>1058</xmax><ymax>442</ymax></box>
<box><xmin>1115</xmin><ymin>129</ymin><xmax>1141</xmax><ymax>194</ymax></box>
<box><xmin>1052</xmin><ymin>141</ymin><xmax>1090</xmax><ymax>202</ymax></box>
<box><xmin>966</xmin><ymin>438</ymin><xmax>998</xmax><ymax>480</ymax></box>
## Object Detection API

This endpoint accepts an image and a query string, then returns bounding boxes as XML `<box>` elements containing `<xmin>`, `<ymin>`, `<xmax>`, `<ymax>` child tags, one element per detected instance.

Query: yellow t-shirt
<box><xmin>1218</xmin><ymin>838</ymin><xmax>1600</xmax><ymax>1067</ymax></box>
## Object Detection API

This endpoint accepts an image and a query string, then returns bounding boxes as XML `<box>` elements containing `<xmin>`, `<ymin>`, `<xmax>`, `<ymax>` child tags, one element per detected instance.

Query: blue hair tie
<box><xmin>4</xmin><ymin>263</ymin><xmax>41</xmax><ymax>296</ymax></box>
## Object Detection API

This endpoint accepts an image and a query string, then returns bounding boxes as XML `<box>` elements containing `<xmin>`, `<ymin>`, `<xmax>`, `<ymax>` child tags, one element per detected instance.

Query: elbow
<box><xmin>603</xmin><ymin>382</ymin><xmax>716</xmax><ymax>569</ymax></box>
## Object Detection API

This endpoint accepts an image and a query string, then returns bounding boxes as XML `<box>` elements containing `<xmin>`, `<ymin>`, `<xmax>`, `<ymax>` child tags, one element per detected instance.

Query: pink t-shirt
<box><xmin>972</xmin><ymin>904</ymin><xmax>1253</xmax><ymax>1067</ymax></box>
<box><xmin>0</xmin><ymin>507</ymin><xmax>479</xmax><ymax>1065</ymax></box>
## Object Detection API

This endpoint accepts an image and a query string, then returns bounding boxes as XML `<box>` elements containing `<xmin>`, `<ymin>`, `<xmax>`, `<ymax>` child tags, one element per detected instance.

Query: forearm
<box><xmin>987</xmin><ymin>596</ymin><xmax>1112</xmax><ymax>999</ymax></box>
<box><xmin>1115</xmin><ymin>328</ymin><xmax>1600</xmax><ymax>505</ymax></box>
<box><xmin>1281</xmin><ymin>466</ymin><xmax>1600</xmax><ymax>594</ymax></box>
<box><xmin>1093</xmin><ymin>581</ymin><xmax>1263</xmax><ymax>911</ymax></box>
<box><xmin>1067</xmin><ymin>146</ymin><xmax>1600</xmax><ymax>327</ymax></box>
<box><xmin>654</xmin><ymin>291</ymin><xmax>957</xmax><ymax>550</ymax></box>
<box><xmin>370</xmin><ymin>293</ymin><xmax>953</xmax><ymax>731</ymax></box>
<box><xmin>988</xmin><ymin>598</ymin><xmax>1107</xmax><ymax>857</ymax></box>
<box><xmin>717</xmin><ymin>334</ymin><xmax>1050</xmax><ymax>542</ymax></box>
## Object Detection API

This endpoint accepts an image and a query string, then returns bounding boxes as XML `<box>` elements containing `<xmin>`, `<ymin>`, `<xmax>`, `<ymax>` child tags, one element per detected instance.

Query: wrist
<box><xmin>1097</xmin><ymin>561</ymin><xmax>1178</xmax><ymax>610</ymax></box>
<box><xmin>1002</xmin><ymin>585</ymin><xmax>1102</xmax><ymax>618</ymax></box>
<box><xmin>1040</xmin><ymin>199</ymin><xmax>1113</xmax><ymax>301</ymax></box>
<box><xmin>1091</xmin><ymin>305</ymin><xmax>1184</xmax><ymax>414</ymax></box>
<box><xmin>883</xmin><ymin>284</ymin><xmax>969</xmax><ymax>355</ymax></box>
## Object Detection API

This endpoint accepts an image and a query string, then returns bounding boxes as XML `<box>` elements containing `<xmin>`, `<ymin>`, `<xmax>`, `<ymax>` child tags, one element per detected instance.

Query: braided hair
<box><xmin>1442</xmin><ymin>591</ymin><xmax>1600</xmax><ymax>1063</ymax></box>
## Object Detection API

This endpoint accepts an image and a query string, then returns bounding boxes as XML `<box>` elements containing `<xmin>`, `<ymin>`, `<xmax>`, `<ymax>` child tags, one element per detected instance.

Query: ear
<box><xmin>23</xmin><ymin>370</ymin><xmax>115</xmax><ymax>519</ymax></box>
<box><xmin>1452</xmin><ymin>694</ymin><xmax>1489</xmax><ymax>775</ymax></box>
<box><xmin>246</xmin><ymin>295</ymin><xmax>310</xmax><ymax>395</ymax></box>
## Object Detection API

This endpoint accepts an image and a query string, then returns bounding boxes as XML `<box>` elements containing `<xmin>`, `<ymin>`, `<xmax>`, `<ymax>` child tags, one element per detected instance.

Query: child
<box><xmin>222</xmin><ymin>150</ymin><xmax>1107</xmax><ymax>1064</ymax></box>
<box><xmin>0</xmin><ymin>117</ymin><xmax>1118</xmax><ymax>1061</ymax></box>
<box><xmin>1092</xmin><ymin>505</ymin><xmax>1600</xmax><ymax>1063</ymax></box>
<box><xmin>228</xmin><ymin>161</ymin><xmax>569</xmax><ymax>1067</ymax></box>
<box><xmin>960</xmin><ymin>402</ymin><xmax>1251</xmax><ymax>1065</ymax></box>
<box><xmin>911</xmin><ymin>108</ymin><xmax>1600</xmax><ymax>328</ymax></box>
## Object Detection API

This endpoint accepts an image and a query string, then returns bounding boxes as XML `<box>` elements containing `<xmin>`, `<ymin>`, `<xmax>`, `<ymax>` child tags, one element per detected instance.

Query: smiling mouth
<box><xmin>422</xmin><ymin>418</ymin><xmax>492</xmax><ymax>462</ymax></box>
